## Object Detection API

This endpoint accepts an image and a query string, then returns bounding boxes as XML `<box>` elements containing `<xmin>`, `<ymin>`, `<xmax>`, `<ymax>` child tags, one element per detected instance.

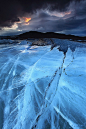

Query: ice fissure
<box><xmin>31</xmin><ymin>48</ymin><xmax>76</xmax><ymax>129</ymax></box>
<box><xmin>31</xmin><ymin>69</ymin><xmax>59</xmax><ymax>129</ymax></box>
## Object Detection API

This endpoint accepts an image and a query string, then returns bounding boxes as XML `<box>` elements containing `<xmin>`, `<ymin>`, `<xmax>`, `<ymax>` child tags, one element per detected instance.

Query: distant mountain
<box><xmin>1</xmin><ymin>31</ymin><xmax>86</xmax><ymax>42</ymax></box>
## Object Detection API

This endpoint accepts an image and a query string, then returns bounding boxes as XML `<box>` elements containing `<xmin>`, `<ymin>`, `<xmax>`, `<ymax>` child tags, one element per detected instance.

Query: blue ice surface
<box><xmin>0</xmin><ymin>39</ymin><xmax>86</xmax><ymax>129</ymax></box>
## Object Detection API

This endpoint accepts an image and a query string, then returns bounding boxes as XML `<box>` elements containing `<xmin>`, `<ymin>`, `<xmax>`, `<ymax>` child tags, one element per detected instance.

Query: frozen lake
<box><xmin>0</xmin><ymin>39</ymin><xmax>86</xmax><ymax>129</ymax></box>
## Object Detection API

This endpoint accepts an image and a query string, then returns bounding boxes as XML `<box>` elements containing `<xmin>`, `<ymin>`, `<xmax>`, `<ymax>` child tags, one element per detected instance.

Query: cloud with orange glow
<box><xmin>25</xmin><ymin>17</ymin><xmax>31</xmax><ymax>22</ymax></box>
<box><xmin>64</xmin><ymin>11</ymin><xmax>71</xmax><ymax>15</ymax></box>
<box><xmin>21</xmin><ymin>17</ymin><xmax>31</xmax><ymax>25</ymax></box>
<box><xmin>23</xmin><ymin>17</ymin><xmax>31</xmax><ymax>22</ymax></box>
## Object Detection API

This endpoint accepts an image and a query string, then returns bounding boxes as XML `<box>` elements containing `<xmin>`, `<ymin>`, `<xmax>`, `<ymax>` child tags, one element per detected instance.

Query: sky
<box><xmin>0</xmin><ymin>0</ymin><xmax>86</xmax><ymax>36</ymax></box>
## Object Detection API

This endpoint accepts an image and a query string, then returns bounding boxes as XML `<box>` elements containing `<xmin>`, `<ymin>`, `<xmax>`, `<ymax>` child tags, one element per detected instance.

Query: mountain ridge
<box><xmin>0</xmin><ymin>31</ymin><xmax>86</xmax><ymax>42</ymax></box>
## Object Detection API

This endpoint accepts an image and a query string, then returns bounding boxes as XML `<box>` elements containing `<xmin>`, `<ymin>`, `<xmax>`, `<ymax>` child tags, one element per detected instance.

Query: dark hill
<box><xmin>16</xmin><ymin>31</ymin><xmax>86</xmax><ymax>41</ymax></box>
<box><xmin>2</xmin><ymin>31</ymin><xmax>86</xmax><ymax>42</ymax></box>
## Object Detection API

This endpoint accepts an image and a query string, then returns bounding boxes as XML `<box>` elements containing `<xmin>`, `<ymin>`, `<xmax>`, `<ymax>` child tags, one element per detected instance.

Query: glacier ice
<box><xmin>0</xmin><ymin>39</ymin><xmax>86</xmax><ymax>129</ymax></box>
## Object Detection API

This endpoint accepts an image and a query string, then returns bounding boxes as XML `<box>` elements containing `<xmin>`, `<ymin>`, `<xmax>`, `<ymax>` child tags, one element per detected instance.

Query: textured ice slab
<box><xmin>0</xmin><ymin>39</ymin><xmax>19</xmax><ymax>44</ymax></box>
<box><xmin>0</xmin><ymin>39</ymin><xmax>86</xmax><ymax>129</ymax></box>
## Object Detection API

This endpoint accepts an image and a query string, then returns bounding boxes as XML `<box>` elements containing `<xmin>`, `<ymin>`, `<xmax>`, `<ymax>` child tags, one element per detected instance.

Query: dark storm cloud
<box><xmin>18</xmin><ymin>0</ymin><xmax>83</xmax><ymax>12</ymax></box>
<box><xmin>0</xmin><ymin>0</ymin><xmax>83</xmax><ymax>27</ymax></box>
<box><xmin>28</xmin><ymin>0</ymin><xmax>86</xmax><ymax>31</ymax></box>
<box><xmin>21</xmin><ymin>1</ymin><xmax>85</xmax><ymax>36</ymax></box>
<box><xmin>0</xmin><ymin>0</ymin><xmax>20</xmax><ymax>27</ymax></box>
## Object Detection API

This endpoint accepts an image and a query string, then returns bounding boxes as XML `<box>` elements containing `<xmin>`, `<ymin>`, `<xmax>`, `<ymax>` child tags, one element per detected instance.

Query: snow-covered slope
<box><xmin>0</xmin><ymin>39</ymin><xmax>86</xmax><ymax>129</ymax></box>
